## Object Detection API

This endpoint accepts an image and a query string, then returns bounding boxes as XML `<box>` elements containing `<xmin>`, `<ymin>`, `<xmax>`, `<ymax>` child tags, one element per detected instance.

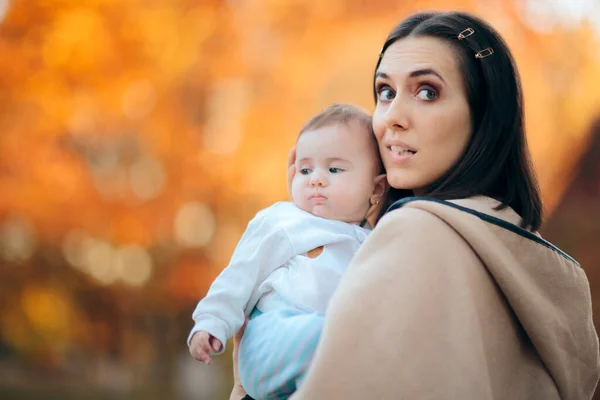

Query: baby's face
<box><xmin>292</xmin><ymin>122</ymin><xmax>380</xmax><ymax>224</ymax></box>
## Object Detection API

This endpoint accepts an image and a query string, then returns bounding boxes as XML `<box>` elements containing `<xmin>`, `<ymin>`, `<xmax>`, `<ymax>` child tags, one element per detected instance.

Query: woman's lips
<box><xmin>387</xmin><ymin>145</ymin><xmax>417</xmax><ymax>163</ymax></box>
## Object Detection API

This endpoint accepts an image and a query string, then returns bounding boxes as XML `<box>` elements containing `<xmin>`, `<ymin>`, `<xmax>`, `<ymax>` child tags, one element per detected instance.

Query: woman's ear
<box><xmin>370</xmin><ymin>174</ymin><xmax>388</xmax><ymax>205</ymax></box>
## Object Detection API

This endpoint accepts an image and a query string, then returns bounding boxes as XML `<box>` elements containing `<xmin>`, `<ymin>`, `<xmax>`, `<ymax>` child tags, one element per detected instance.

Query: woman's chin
<box><xmin>386</xmin><ymin>174</ymin><xmax>424</xmax><ymax>192</ymax></box>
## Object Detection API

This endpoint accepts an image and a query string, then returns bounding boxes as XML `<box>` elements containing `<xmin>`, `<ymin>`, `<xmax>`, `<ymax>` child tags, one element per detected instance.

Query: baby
<box><xmin>188</xmin><ymin>103</ymin><xmax>387</xmax><ymax>399</ymax></box>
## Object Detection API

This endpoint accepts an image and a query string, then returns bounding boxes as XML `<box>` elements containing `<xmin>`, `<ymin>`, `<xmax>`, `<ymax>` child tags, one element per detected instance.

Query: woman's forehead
<box><xmin>378</xmin><ymin>36</ymin><xmax>460</xmax><ymax>78</ymax></box>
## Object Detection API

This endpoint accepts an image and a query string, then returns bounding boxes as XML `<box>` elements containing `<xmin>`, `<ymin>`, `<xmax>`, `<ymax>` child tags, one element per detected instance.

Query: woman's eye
<box><xmin>329</xmin><ymin>167</ymin><xmax>343</xmax><ymax>173</ymax></box>
<box><xmin>416</xmin><ymin>88</ymin><xmax>437</xmax><ymax>101</ymax></box>
<box><xmin>300</xmin><ymin>168</ymin><xmax>311</xmax><ymax>175</ymax></box>
<box><xmin>377</xmin><ymin>86</ymin><xmax>395</xmax><ymax>102</ymax></box>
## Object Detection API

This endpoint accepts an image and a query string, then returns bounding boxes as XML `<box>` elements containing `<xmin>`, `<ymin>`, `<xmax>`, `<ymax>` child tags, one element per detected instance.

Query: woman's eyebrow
<box><xmin>408</xmin><ymin>68</ymin><xmax>445</xmax><ymax>83</ymax></box>
<box><xmin>375</xmin><ymin>69</ymin><xmax>445</xmax><ymax>83</ymax></box>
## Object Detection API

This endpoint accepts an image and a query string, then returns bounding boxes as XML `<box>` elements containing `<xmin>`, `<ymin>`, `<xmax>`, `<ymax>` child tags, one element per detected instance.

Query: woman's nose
<box><xmin>384</xmin><ymin>97</ymin><xmax>409</xmax><ymax>131</ymax></box>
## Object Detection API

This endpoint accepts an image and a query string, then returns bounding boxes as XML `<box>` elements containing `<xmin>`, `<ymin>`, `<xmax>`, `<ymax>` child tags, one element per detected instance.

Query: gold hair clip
<box><xmin>475</xmin><ymin>47</ymin><xmax>494</xmax><ymax>59</ymax></box>
<box><xmin>457</xmin><ymin>28</ymin><xmax>475</xmax><ymax>40</ymax></box>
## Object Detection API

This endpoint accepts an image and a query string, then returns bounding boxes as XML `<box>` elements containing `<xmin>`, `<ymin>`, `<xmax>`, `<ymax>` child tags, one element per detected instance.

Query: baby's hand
<box><xmin>189</xmin><ymin>331</ymin><xmax>223</xmax><ymax>365</ymax></box>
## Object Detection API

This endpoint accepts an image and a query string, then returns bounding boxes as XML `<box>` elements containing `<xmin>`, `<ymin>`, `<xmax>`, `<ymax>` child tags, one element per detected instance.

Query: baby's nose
<box><xmin>310</xmin><ymin>171</ymin><xmax>326</xmax><ymax>187</ymax></box>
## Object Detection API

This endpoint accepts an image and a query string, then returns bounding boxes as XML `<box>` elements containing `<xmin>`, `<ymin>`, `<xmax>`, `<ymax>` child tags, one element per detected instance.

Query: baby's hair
<box><xmin>298</xmin><ymin>103</ymin><xmax>384</xmax><ymax>173</ymax></box>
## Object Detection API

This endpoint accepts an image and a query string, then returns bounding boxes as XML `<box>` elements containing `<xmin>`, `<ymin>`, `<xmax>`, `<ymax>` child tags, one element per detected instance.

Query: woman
<box><xmin>232</xmin><ymin>11</ymin><xmax>600</xmax><ymax>399</ymax></box>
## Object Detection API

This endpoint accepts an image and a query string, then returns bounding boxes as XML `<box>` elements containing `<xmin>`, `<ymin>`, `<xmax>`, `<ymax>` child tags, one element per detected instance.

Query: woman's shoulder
<box><xmin>359</xmin><ymin>204</ymin><xmax>477</xmax><ymax>273</ymax></box>
<box><xmin>384</xmin><ymin>195</ymin><xmax>523</xmax><ymax>227</ymax></box>
<box><xmin>331</xmin><ymin>200</ymin><xmax>488</xmax><ymax>319</ymax></box>
<box><xmin>363</xmin><ymin>197</ymin><xmax>498</xmax><ymax>272</ymax></box>
<box><xmin>370</xmin><ymin>195</ymin><xmax>580</xmax><ymax>272</ymax></box>
<box><xmin>373</xmin><ymin>198</ymin><xmax>458</xmax><ymax>238</ymax></box>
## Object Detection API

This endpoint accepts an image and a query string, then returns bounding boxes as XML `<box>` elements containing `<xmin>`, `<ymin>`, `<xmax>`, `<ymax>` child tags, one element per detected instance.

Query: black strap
<box><xmin>385</xmin><ymin>196</ymin><xmax>579</xmax><ymax>266</ymax></box>
<box><xmin>241</xmin><ymin>396</ymin><xmax>255</xmax><ymax>400</ymax></box>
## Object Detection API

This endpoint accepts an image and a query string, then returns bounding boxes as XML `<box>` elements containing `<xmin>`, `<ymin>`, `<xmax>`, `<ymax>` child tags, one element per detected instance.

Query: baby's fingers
<box><xmin>193</xmin><ymin>342</ymin><xmax>214</xmax><ymax>365</ymax></box>
<box><xmin>212</xmin><ymin>338</ymin><xmax>222</xmax><ymax>353</ymax></box>
<box><xmin>198</xmin><ymin>352</ymin><xmax>213</xmax><ymax>365</ymax></box>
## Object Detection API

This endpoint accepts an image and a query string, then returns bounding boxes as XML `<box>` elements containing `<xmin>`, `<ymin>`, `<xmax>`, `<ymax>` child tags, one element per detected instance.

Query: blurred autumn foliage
<box><xmin>0</xmin><ymin>0</ymin><xmax>599</xmax><ymax>398</ymax></box>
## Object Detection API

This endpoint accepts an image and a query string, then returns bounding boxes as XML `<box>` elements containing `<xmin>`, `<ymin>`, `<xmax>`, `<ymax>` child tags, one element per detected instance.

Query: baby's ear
<box><xmin>370</xmin><ymin>174</ymin><xmax>388</xmax><ymax>205</ymax></box>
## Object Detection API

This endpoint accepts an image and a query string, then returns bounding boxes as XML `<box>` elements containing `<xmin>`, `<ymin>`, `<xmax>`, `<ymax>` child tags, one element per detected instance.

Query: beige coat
<box><xmin>291</xmin><ymin>196</ymin><xmax>600</xmax><ymax>400</ymax></box>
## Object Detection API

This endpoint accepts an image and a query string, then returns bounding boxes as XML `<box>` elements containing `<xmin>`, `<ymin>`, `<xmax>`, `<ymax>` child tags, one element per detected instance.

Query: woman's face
<box><xmin>373</xmin><ymin>36</ymin><xmax>472</xmax><ymax>195</ymax></box>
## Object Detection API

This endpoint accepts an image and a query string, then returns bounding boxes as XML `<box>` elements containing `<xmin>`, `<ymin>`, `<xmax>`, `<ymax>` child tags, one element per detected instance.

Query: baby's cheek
<box><xmin>293</xmin><ymin>198</ymin><xmax>312</xmax><ymax>215</ymax></box>
<box><xmin>339</xmin><ymin>186</ymin><xmax>368</xmax><ymax>212</ymax></box>
<box><xmin>290</xmin><ymin>181</ymin><xmax>305</xmax><ymax>201</ymax></box>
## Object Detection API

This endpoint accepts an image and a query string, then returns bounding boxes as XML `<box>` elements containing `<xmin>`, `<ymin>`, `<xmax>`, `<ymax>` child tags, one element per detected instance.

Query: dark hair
<box><xmin>374</xmin><ymin>11</ymin><xmax>542</xmax><ymax>231</ymax></box>
<box><xmin>299</xmin><ymin>103</ymin><xmax>384</xmax><ymax>174</ymax></box>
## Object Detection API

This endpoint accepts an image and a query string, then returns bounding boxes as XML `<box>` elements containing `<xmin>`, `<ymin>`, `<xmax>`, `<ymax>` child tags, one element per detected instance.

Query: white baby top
<box><xmin>188</xmin><ymin>202</ymin><xmax>370</xmax><ymax>351</ymax></box>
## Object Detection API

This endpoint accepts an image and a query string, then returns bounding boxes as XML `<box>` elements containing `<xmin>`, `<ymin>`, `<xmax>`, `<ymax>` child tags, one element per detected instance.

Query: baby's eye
<box><xmin>329</xmin><ymin>167</ymin><xmax>343</xmax><ymax>173</ymax></box>
<box><xmin>300</xmin><ymin>168</ymin><xmax>311</xmax><ymax>175</ymax></box>
<box><xmin>416</xmin><ymin>88</ymin><xmax>437</xmax><ymax>101</ymax></box>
